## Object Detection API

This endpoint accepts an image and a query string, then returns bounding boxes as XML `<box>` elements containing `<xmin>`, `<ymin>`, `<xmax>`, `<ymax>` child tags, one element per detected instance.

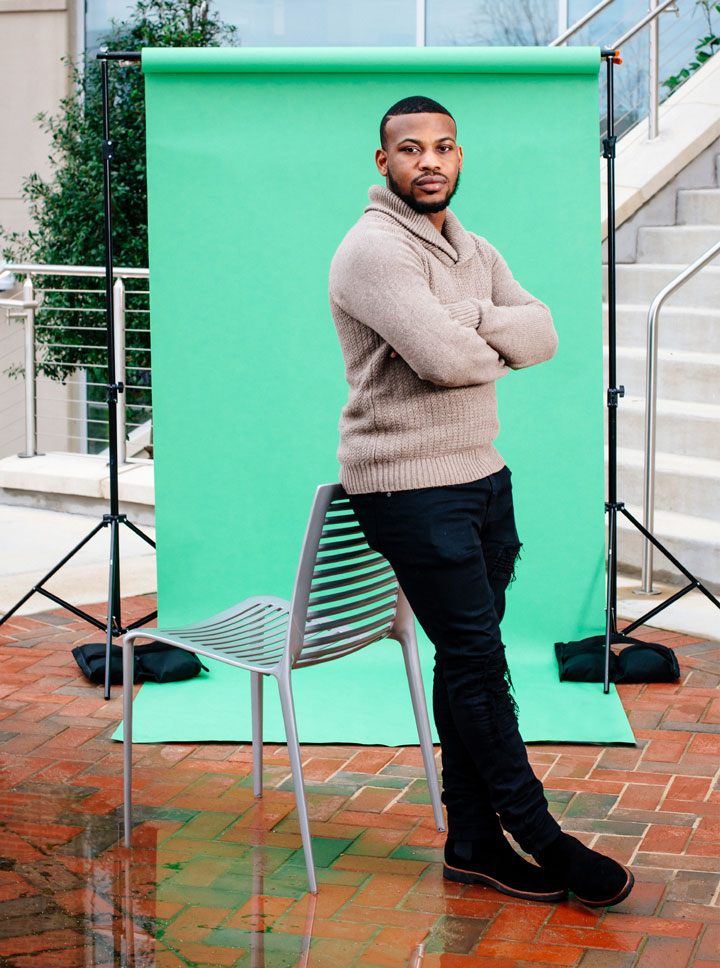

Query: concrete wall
<box><xmin>0</xmin><ymin>0</ymin><xmax>76</xmax><ymax>238</ymax></box>
<box><xmin>0</xmin><ymin>0</ymin><xmax>78</xmax><ymax>458</ymax></box>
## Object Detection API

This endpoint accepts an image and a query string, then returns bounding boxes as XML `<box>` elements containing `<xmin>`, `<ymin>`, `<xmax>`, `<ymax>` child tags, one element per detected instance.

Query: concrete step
<box><xmin>616</xmin><ymin>575</ymin><xmax>720</xmax><ymax>641</ymax></box>
<box><xmin>604</xmin><ymin>346</ymin><xmax>720</xmax><ymax>404</ymax></box>
<box><xmin>636</xmin><ymin>224</ymin><xmax>720</xmax><ymax>264</ymax></box>
<box><xmin>616</xmin><ymin>447</ymin><xmax>720</xmax><ymax>522</ymax></box>
<box><xmin>0</xmin><ymin>452</ymin><xmax>155</xmax><ymax>525</ymax></box>
<box><xmin>607</xmin><ymin>263</ymin><xmax>720</xmax><ymax>308</ymax></box>
<box><xmin>604</xmin><ymin>304</ymin><xmax>720</xmax><ymax>353</ymax></box>
<box><xmin>677</xmin><ymin>187</ymin><xmax>720</xmax><ymax>225</ymax></box>
<box><xmin>617</xmin><ymin>395</ymin><xmax>720</xmax><ymax>459</ymax></box>
<box><xmin>616</xmin><ymin>505</ymin><xmax>720</xmax><ymax>594</ymax></box>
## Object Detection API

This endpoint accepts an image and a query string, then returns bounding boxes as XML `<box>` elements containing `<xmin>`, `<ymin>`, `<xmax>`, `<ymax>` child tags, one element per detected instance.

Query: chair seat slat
<box><xmin>185</xmin><ymin>622</ymin><xmax>288</xmax><ymax>648</ymax></box>
<box><xmin>176</xmin><ymin>609</ymin><xmax>289</xmax><ymax>637</ymax></box>
<box><xmin>192</xmin><ymin>634</ymin><xmax>285</xmax><ymax>654</ymax></box>
<box><xmin>161</xmin><ymin>601</ymin><xmax>287</xmax><ymax>636</ymax></box>
<box><xmin>140</xmin><ymin>638</ymin><xmax>284</xmax><ymax>671</ymax></box>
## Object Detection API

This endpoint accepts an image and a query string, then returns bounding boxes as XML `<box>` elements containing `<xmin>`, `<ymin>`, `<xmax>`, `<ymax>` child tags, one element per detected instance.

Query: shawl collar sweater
<box><xmin>329</xmin><ymin>185</ymin><xmax>558</xmax><ymax>494</ymax></box>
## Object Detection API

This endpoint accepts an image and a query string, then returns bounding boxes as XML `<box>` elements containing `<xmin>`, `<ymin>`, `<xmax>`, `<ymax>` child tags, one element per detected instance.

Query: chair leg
<box><xmin>251</xmin><ymin>671</ymin><xmax>263</xmax><ymax>798</ymax></box>
<box><xmin>399</xmin><ymin>636</ymin><xmax>446</xmax><ymax>833</ymax></box>
<box><xmin>276</xmin><ymin>673</ymin><xmax>317</xmax><ymax>894</ymax></box>
<box><xmin>122</xmin><ymin>637</ymin><xmax>134</xmax><ymax>847</ymax></box>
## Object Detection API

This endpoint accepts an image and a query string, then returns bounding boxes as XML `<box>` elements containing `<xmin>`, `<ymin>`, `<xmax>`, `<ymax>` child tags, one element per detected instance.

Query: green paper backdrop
<box><xmin>139</xmin><ymin>47</ymin><xmax>622</xmax><ymax>743</ymax></box>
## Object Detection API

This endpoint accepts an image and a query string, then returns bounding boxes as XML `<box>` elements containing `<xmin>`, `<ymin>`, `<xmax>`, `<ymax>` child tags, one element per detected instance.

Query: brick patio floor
<box><xmin>0</xmin><ymin>594</ymin><xmax>718</xmax><ymax>967</ymax></box>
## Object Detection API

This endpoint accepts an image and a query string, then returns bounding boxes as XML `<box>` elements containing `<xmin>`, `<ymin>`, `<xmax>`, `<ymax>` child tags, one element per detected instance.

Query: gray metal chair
<box><xmin>122</xmin><ymin>482</ymin><xmax>445</xmax><ymax>893</ymax></box>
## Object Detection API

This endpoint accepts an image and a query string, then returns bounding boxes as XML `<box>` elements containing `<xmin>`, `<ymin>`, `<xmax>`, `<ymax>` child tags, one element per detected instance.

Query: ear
<box><xmin>375</xmin><ymin>147</ymin><xmax>388</xmax><ymax>176</ymax></box>
<box><xmin>457</xmin><ymin>145</ymin><xmax>463</xmax><ymax>172</ymax></box>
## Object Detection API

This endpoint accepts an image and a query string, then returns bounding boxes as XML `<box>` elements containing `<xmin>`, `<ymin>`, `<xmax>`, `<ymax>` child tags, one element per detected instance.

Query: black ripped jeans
<box><xmin>348</xmin><ymin>467</ymin><xmax>561</xmax><ymax>854</ymax></box>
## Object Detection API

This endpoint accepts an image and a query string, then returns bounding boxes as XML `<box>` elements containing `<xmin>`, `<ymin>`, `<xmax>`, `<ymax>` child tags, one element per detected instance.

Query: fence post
<box><xmin>648</xmin><ymin>0</ymin><xmax>659</xmax><ymax>139</ymax></box>
<box><xmin>113</xmin><ymin>277</ymin><xmax>127</xmax><ymax>464</ymax></box>
<box><xmin>20</xmin><ymin>276</ymin><xmax>37</xmax><ymax>458</ymax></box>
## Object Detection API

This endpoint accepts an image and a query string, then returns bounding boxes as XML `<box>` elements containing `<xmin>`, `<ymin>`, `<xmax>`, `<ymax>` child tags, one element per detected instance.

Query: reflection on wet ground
<box><xmin>0</xmin><ymin>598</ymin><xmax>718</xmax><ymax>967</ymax></box>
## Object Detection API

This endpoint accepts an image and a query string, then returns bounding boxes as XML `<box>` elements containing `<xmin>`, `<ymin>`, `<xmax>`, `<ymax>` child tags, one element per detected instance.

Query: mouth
<box><xmin>414</xmin><ymin>175</ymin><xmax>447</xmax><ymax>193</ymax></box>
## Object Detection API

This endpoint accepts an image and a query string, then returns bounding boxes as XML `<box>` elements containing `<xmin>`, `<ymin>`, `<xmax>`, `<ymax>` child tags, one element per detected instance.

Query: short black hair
<box><xmin>380</xmin><ymin>95</ymin><xmax>455</xmax><ymax>148</ymax></box>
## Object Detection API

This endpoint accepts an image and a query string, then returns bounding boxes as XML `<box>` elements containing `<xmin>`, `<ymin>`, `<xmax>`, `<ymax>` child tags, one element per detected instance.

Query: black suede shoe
<box><xmin>443</xmin><ymin>837</ymin><xmax>568</xmax><ymax>902</ymax></box>
<box><xmin>536</xmin><ymin>832</ymin><xmax>634</xmax><ymax>908</ymax></box>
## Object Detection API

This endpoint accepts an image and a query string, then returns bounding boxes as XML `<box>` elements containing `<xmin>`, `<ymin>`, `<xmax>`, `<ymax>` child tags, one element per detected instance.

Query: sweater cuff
<box><xmin>445</xmin><ymin>299</ymin><xmax>482</xmax><ymax>329</ymax></box>
<box><xmin>475</xmin><ymin>298</ymin><xmax>494</xmax><ymax>328</ymax></box>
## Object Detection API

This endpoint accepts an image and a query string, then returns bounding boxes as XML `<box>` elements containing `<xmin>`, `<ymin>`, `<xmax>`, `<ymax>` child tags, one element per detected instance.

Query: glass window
<box><xmin>216</xmin><ymin>0</ymin><xmax>415</xmax><ymax>46</ymax></box>
<box><xmin>426</xmin><ymin>0</ymin><xmax>559</xmax><ymax>47</ymax></box>
<box><xmin>86</xmin><ymin>0</ymin><xmax>137</xmax><ymax>54</ymax></box>
<box><xmin>86</xmin><ymin>0</ymin><xmax>416</xmax><ymax>50</ymax></box>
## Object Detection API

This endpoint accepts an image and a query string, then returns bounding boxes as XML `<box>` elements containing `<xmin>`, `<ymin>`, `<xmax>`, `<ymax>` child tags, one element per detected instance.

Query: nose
<box><xmin>419</xmin><ymin>148</ymin><xmax>439</xmax><ymax>169</ymax></box>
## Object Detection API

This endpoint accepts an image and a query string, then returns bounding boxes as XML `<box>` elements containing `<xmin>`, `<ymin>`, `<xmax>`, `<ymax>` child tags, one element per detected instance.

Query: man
<box><xmin>329</xmin><ymin>95</ymin><xmax>634</xmax><ymax>908</ymax></box>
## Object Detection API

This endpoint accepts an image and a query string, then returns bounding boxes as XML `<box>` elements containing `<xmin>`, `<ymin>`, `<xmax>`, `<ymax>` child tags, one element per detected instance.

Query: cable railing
<box><xmin>640</xmin><ymin>239</ymin><xmax>720</xmax><ymax>592</ymax></box>
<box><xmin>550</xmin><ymin>0</ymin><xmax>617</xmax><ymax>46</ymax></box>
<box><xmin>550</xmin><ymin>0</ymin><xmax>705</xmax><ymax>141</ymax></box>
<box><xmin>0</xmin><ymin>263</ymin><xmax>150</xmax><ymax>464</ymax></box>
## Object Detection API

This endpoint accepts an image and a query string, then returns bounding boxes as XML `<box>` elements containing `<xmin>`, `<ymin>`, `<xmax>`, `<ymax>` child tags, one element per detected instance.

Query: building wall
<box><xmin>0</xmin><ymin>1</ymin><xmax>77</xmax><ymax>458</ymax></box>
<box><xmin>0</xmin><ymin>0</ymin><xmax>76</xmax><ymax>239</ymax></box>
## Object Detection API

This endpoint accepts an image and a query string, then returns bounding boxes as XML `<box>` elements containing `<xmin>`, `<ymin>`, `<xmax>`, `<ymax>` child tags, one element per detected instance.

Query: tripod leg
<box><xmin>604</xmin><ymin>506</ymin><xmax>618</xmax><ymax>695</ymax></box>
<box><xmin>112</xmin><ymin>521</ymin><xmax>122</xmax><ymax>636</ymax></box>
<box><xmin>621</xmin><ymin>506</ymin><xmax>720</xmax><ymax>611</ymax></box>
<box><xmin>0</xmin><ymin>521</ymin><xmax>106</xmax><ymax>628</ymax></box>
<box><xmin>123</xmin><ymin>518</ymin><xmax>156</xmax><ymax>549</ymax></box>
<box><xmin>104</xmin><ymin>518</ymin><xmax>119</xmax><ymax>701</ymax></box>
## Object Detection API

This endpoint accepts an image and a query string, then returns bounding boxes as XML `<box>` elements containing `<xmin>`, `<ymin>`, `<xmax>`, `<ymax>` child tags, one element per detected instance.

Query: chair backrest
<box><xmin>287</xmin><ymin>483</ymin><xmax>400</xmax><ymax>668</ymax></box>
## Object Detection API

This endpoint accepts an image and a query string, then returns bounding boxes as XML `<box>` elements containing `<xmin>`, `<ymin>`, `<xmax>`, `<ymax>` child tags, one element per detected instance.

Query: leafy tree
<box><xmin>1</xmin><ymin>0</ymin><xmax>236</xmax><ymax>448</ymax></box>
<box><xmin>662</xmin><ymin>1</ymin><xmax>720</xmax><ymax>94</ymax></box>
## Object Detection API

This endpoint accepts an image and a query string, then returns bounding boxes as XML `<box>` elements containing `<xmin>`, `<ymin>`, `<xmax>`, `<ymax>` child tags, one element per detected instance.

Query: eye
<box><xmin>438</xmin><ymin>144</ymin><xmax>453</xmax><ymax>152</ymax></box>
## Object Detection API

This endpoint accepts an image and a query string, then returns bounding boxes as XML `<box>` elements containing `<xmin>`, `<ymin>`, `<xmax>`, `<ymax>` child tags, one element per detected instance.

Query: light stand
<box><xmin>0</xmin><ymin>49</ymin><xmax>155</xmax><ymax>700</ymax></box>
<box><xmin>600</xmin><ymin>48</ymin><xmax>719</xmax><ymax>693</ymax></box>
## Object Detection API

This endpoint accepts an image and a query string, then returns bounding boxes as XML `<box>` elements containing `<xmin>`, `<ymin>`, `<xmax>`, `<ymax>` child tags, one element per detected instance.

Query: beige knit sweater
<box><xmin>329</xmin><ymin>185</ymin><xmax>558</xmax><ymax>494</ymax></box>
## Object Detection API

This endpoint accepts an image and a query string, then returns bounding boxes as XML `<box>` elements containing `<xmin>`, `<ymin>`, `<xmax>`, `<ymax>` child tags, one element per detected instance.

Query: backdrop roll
<box><xmin>132</xmin><ymin>46</ymin><xmax>633</xmax><ymax>745</ymax></box>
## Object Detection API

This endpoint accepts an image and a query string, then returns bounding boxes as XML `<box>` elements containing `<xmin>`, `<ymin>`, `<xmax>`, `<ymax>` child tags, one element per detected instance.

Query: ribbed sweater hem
<box><xmin>340</xmin><ymin>447</ymin><xmax>505</xmax><ymax>494</ymax></box>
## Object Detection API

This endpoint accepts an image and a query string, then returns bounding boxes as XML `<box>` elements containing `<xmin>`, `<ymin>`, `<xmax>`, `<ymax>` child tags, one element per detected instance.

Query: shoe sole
<box><xmin>573</xmin><ymin>866</ymin><xmax>635</xmax><ymax>908</ymax></box>
<box><xmin>443</xmin><ymin>862</ymin><xmax>568</xmax><ymax>902</ymax></box>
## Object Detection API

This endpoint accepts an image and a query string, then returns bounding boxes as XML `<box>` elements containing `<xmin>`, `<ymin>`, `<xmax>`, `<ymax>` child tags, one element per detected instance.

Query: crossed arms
<box><xmin>329</xmin><ymin>229</ymin><xmax>558</xmax><ymax>388</ymax></box>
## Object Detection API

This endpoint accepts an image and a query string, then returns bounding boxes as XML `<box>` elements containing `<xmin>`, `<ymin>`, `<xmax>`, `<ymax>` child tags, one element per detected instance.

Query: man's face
<box><xmin>375</xmin><ymin>112</ymin><xmax>463</xmax><ymax>216</ymax></box>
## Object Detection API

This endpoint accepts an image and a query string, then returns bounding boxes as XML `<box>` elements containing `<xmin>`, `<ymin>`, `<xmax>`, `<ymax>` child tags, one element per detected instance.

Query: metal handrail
<box><xmin>0</xmin><ymin>262</ymin><xmax>148</xmax><ymax>279</ymax></box>
<box><xmin>640</xmin><ymin>238</ymin><xmax>720</xmax><ymax>592</ymax></box>
<box><xmin>0</xmin><ymin>261</ymin><xmax>149</xmax><ymax>461</ymax></box>
<box><xmin>0</xmin><ymin>279</ymin><xmax>38</xmax><ymax>457</ymax></box>
<box><xmin>549</xmin><ymin>0</ymin><xmax>680</xmax><ymax>141</ymax></box>
<box><xmin>549</xmin><ymin>0</ymin><xmax>615</xmax><ymax>47</ymax></box>
<box><xmin>610</xmin><ymin>0</ymin><xmax>677</xmax><ymax>49</ymax></box>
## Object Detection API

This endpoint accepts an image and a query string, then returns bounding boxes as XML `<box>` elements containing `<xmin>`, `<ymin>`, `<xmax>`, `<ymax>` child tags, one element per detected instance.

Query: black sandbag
<box><xmin>72</xmin><ymin>641</ymin><xmax>207</xmax><ymax>686</ymax></box>
<box><xmin>554</xmin><ymin>632</ymin><xmax>679</xmax><ymax>684</ymax></box>
<box><xmin>554</xmin><ymin>635</ymin><xmax>619</xmax><ymax>682</ymax></box>
<box><xmin>615</xmin><ymin>642</ymin><xmax>680</xmax><ymax>683</ymax></box>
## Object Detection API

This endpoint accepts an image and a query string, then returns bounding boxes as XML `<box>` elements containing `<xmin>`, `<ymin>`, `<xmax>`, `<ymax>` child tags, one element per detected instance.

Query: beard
<box><xmin>386</xmin><ymin>167</ymin><xmax>461</xmax><ymax>215</ymax></box>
